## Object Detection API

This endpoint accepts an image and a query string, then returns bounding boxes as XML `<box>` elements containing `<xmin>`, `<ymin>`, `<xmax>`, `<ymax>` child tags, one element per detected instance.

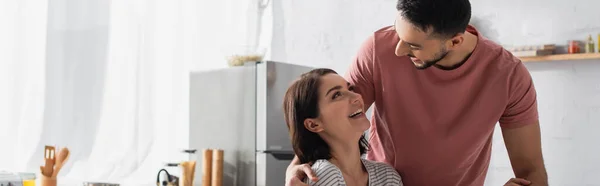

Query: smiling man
<box><xmin>285</xmin><ymin>0</ymin><xmax>548</xmax><ymax>185</ymax></box>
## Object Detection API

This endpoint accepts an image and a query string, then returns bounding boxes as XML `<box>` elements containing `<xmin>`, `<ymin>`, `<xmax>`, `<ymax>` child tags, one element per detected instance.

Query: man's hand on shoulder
<box><xmin>285</xmin><ymin>156</ymin><xmax>318</xmax><ymax>186</ymax></box>
<box><xmin>286</xmin><ymin>176</ymin><xmax>308</xmax><ymax>186</ymax></box>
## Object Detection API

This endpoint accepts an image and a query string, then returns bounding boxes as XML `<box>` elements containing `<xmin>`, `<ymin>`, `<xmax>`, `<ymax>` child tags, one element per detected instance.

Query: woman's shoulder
<box><xmin>310</xmin><ymin>159</ymin><xmax>338</xmax><ymax>173</ymax></box>
<box><xmin>305</xmin><ymin>159</ymin><xmax>345</xmax><ymax>185</ymax></box>
<box><xmin>361</xmin><ymin>159</ymin><xmax>396</xmax><ymax>171</ymax></box>
<box><xmin>361</xmin><ymin>159</ymin><xmax>404</xmax><ymax>185</ymax></box>
<box><xmin>310</xmin><ymin>159</ymin><xmax>342</xmax><ymax>176</ymax></box>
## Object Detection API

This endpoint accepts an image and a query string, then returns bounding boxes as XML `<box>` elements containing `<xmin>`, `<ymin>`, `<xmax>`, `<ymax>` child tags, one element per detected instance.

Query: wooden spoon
<box><xmin>43</xmin><ymin>146</ymin><xmax>55</xmax><ymax>177</ymax></box>
<box><xmin>52</xmin><ymin>147</ymin><xmax>70</xmax><ymax>177</ymax></box>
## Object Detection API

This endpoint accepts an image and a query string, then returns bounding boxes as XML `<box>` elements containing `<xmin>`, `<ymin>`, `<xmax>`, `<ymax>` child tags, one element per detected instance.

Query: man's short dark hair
<box><xmin>397</xmin><ymin>0</ymin><xmax>471</xmax><ymax>38</ymax></box>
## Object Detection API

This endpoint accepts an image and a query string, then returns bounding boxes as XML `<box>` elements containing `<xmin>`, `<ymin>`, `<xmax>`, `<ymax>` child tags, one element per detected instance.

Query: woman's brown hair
<box><xmin>283</xmin><ymin>68</ymin><xmax>369</xmax><ymax>164</ymax></box>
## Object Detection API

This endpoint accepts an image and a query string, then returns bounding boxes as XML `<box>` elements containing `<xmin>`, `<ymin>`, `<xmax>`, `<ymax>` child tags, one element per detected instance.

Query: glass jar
<box><xmin>568</xmin><ymin>40</ymin><xmax>580</xmax><ymax>54</ymax></box>
<box><xmin>19</xmin><ymin>172</ymin><xmax>36</xmax><ymax>186</ymax></box>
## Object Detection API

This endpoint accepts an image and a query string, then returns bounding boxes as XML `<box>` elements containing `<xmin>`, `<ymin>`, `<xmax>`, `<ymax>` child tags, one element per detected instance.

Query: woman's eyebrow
<box><xmin>326</xmin><ymin>85</ymin><xmax>342</xmax><ymax>96</ymax></box>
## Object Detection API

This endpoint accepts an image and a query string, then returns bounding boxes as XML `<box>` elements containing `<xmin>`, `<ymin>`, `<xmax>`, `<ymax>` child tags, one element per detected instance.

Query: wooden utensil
<box><xmin>52</xmin><ymin>147</ymin><xmax>70</xmax><ymax>177</ymax></box>
<box><xmin>43</xmin><ymin>146</ymin><xmax>56</xmax><ymax>177</ymax></box>
<box><xmin>211</xmin><ymin>149</ymin><xmax>223</xmax><ymax>186</ymax></box>
<box><xmin>202</xmin><ymin>149</ymin><xmax>213</xmax><ymax>186</ymax></box>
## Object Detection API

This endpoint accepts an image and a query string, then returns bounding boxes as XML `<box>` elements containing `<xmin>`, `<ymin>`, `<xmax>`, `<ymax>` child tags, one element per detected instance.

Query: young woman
<box><xmin>282</xmin><ymin>68</ymin><xmax>403</xmax><ymax>186</ymax></box>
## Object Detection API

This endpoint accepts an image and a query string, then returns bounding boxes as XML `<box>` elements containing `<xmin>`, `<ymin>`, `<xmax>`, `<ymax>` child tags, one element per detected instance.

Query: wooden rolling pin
<box><xmin>202</xmin><ymin>149</ymin><xmax>213</xmax><ymax>186</ymax></box>
<box><xmin>211</xmin><ymin>149</ymin><xmax>223</xmax><ymax>186</ymax></box>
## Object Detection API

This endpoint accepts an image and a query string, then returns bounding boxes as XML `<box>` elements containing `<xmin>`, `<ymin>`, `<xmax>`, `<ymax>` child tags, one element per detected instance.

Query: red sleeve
<box><xmin>499</xmin><ymin>62</ymin><xmax>539</xmax><ymax>128</ymax></box>
<box><xmin>344</xmin><ymin>35</ymin><xmax>376</xmax><ymax>110</ymax></box>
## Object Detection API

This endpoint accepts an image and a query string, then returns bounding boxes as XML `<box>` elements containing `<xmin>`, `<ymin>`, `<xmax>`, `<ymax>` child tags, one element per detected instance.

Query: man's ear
<box><xmin>448</xmin><ymin>33</ymin><xmax>465</xmax><ymax>49</ymax></box>
<box><xmin>304</xmin><ymin>118</ymin><xmax>324</xmax><ymax>133</ymax></box>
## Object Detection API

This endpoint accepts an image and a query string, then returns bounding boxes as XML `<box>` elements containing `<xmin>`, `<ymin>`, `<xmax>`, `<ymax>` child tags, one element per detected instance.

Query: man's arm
<box><xmin>502</xmin><ymin>121</ymin><xmax>548</xmax><ymax>186</ymax></box>
<box><xmin>499</xmin><ymin>62</ymin><xmax>547</xmax><ymax>185</ymax></box>
<box><xmin>344</xmin><ymin>34</ymin><xmax>377</xmax><ymax>111</ymax></box>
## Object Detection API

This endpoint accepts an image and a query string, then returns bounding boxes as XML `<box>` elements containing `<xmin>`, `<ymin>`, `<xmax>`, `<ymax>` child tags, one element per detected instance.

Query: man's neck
<box><xmin>437</xmin><ymin>31</ymin><xmax>478</xmax><ymax>68</ymax></box>
<box><xmin>328</xmin><ymin>140</ymin><xmax>365</xmax><ymax>177</ymax></box>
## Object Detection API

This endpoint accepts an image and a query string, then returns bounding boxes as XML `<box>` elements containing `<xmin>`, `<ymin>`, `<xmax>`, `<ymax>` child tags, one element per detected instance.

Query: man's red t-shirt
<box><xmin>344</xmin><ymin>25</ymin><xmax>539</xmax><ymax>186</ymax></box>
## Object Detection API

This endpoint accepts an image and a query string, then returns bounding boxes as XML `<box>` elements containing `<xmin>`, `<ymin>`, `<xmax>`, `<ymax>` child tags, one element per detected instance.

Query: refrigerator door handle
<box><xmin>259</xmin><ymin>150</ymin><xmax>295</xmax><ymax>160</ymax></box>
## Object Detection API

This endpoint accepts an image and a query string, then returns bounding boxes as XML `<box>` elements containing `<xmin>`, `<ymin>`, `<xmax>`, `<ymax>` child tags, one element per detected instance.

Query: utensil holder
<box><xmin>180</xmin><ymin>161</ymin><xmax>197</xmax><ymax>186</ymax></box>
<box><xmin>41</xmin><ymin>175</ymin><xmax>56</xmax><ymax>186</ymax></box>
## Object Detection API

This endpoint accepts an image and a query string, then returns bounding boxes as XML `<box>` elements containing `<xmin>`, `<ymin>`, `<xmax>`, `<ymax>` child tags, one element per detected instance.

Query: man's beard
<box><xmin>412</xmin><ymin>47</ymin><xmax>449</xmax><ymax>70</ymax></box>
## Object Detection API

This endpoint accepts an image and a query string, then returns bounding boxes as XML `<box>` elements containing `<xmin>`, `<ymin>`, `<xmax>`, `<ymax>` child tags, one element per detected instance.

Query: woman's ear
<box><xmin>304</xmin><ymin>118</ymin><xmax>324</xmax><ymax>133</ymax></box>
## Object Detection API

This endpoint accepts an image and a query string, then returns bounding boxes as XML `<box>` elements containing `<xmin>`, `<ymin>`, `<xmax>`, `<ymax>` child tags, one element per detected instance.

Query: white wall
<box><xmin>266</xmin><ymin>0</ymin><xmax>397</xmax><ymax>75</ymax></box>
<box><xmin>472</xmin><ymin>1</ymin><xmax>600</xmax><ymax>185</ymax></box>
<box><xmin>265</xmin><ymin>0</ymin><xmax>600</xmax><ymax>185</ymax></box>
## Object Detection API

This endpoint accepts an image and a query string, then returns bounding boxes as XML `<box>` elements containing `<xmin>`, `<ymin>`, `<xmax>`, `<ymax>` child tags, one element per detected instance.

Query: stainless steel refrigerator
<box><xmin>189</xmin><ymin>61</ymin><xmax>314</xmax><ymax>186</ymax></box>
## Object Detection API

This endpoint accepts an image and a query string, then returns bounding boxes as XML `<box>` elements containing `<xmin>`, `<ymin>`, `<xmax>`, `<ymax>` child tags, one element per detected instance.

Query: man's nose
<box><xmin>350</xmin><ymin>91</ymin><xmax>362</xmax><ymax>104</ymax></box>
<box><xmin>395</xmin><ymin>40</ymin><xmax>410</xmax><ymax>57</ymax></box>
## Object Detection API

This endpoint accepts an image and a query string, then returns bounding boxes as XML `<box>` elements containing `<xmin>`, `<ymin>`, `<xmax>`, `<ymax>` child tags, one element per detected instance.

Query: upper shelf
<box><xmin>519</xmin><ymin>53</ymin><xmax>600</xmax><ymax>62</ymax></box>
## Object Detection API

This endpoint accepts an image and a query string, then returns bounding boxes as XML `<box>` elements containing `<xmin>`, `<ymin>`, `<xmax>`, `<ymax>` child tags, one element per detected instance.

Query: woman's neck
<box><xmin>328</xmin><ymin>139</ymin><xmax>366</xmax><ymax>178</ymax></box>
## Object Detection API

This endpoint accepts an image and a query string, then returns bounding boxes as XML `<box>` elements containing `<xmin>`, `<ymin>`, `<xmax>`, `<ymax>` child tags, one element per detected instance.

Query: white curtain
<box><xmin>0</xmin><ymin>0</ymin><xmax>266</xmax><ymax>185</ymax></box>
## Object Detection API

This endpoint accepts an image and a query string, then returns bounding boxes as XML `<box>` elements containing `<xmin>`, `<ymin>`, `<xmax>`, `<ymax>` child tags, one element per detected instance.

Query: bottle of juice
<box><xmin>586</xmin><ymin>35</ymin><xmax>595</xmax><ymax>53</ymax></box>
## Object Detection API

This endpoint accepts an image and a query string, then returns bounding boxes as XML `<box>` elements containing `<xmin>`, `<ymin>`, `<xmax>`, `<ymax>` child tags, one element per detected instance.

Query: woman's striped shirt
<box><xmin>305</xmin><ymin>159</ymin><xmax>403</xmax><ymax>186</ymax></box>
